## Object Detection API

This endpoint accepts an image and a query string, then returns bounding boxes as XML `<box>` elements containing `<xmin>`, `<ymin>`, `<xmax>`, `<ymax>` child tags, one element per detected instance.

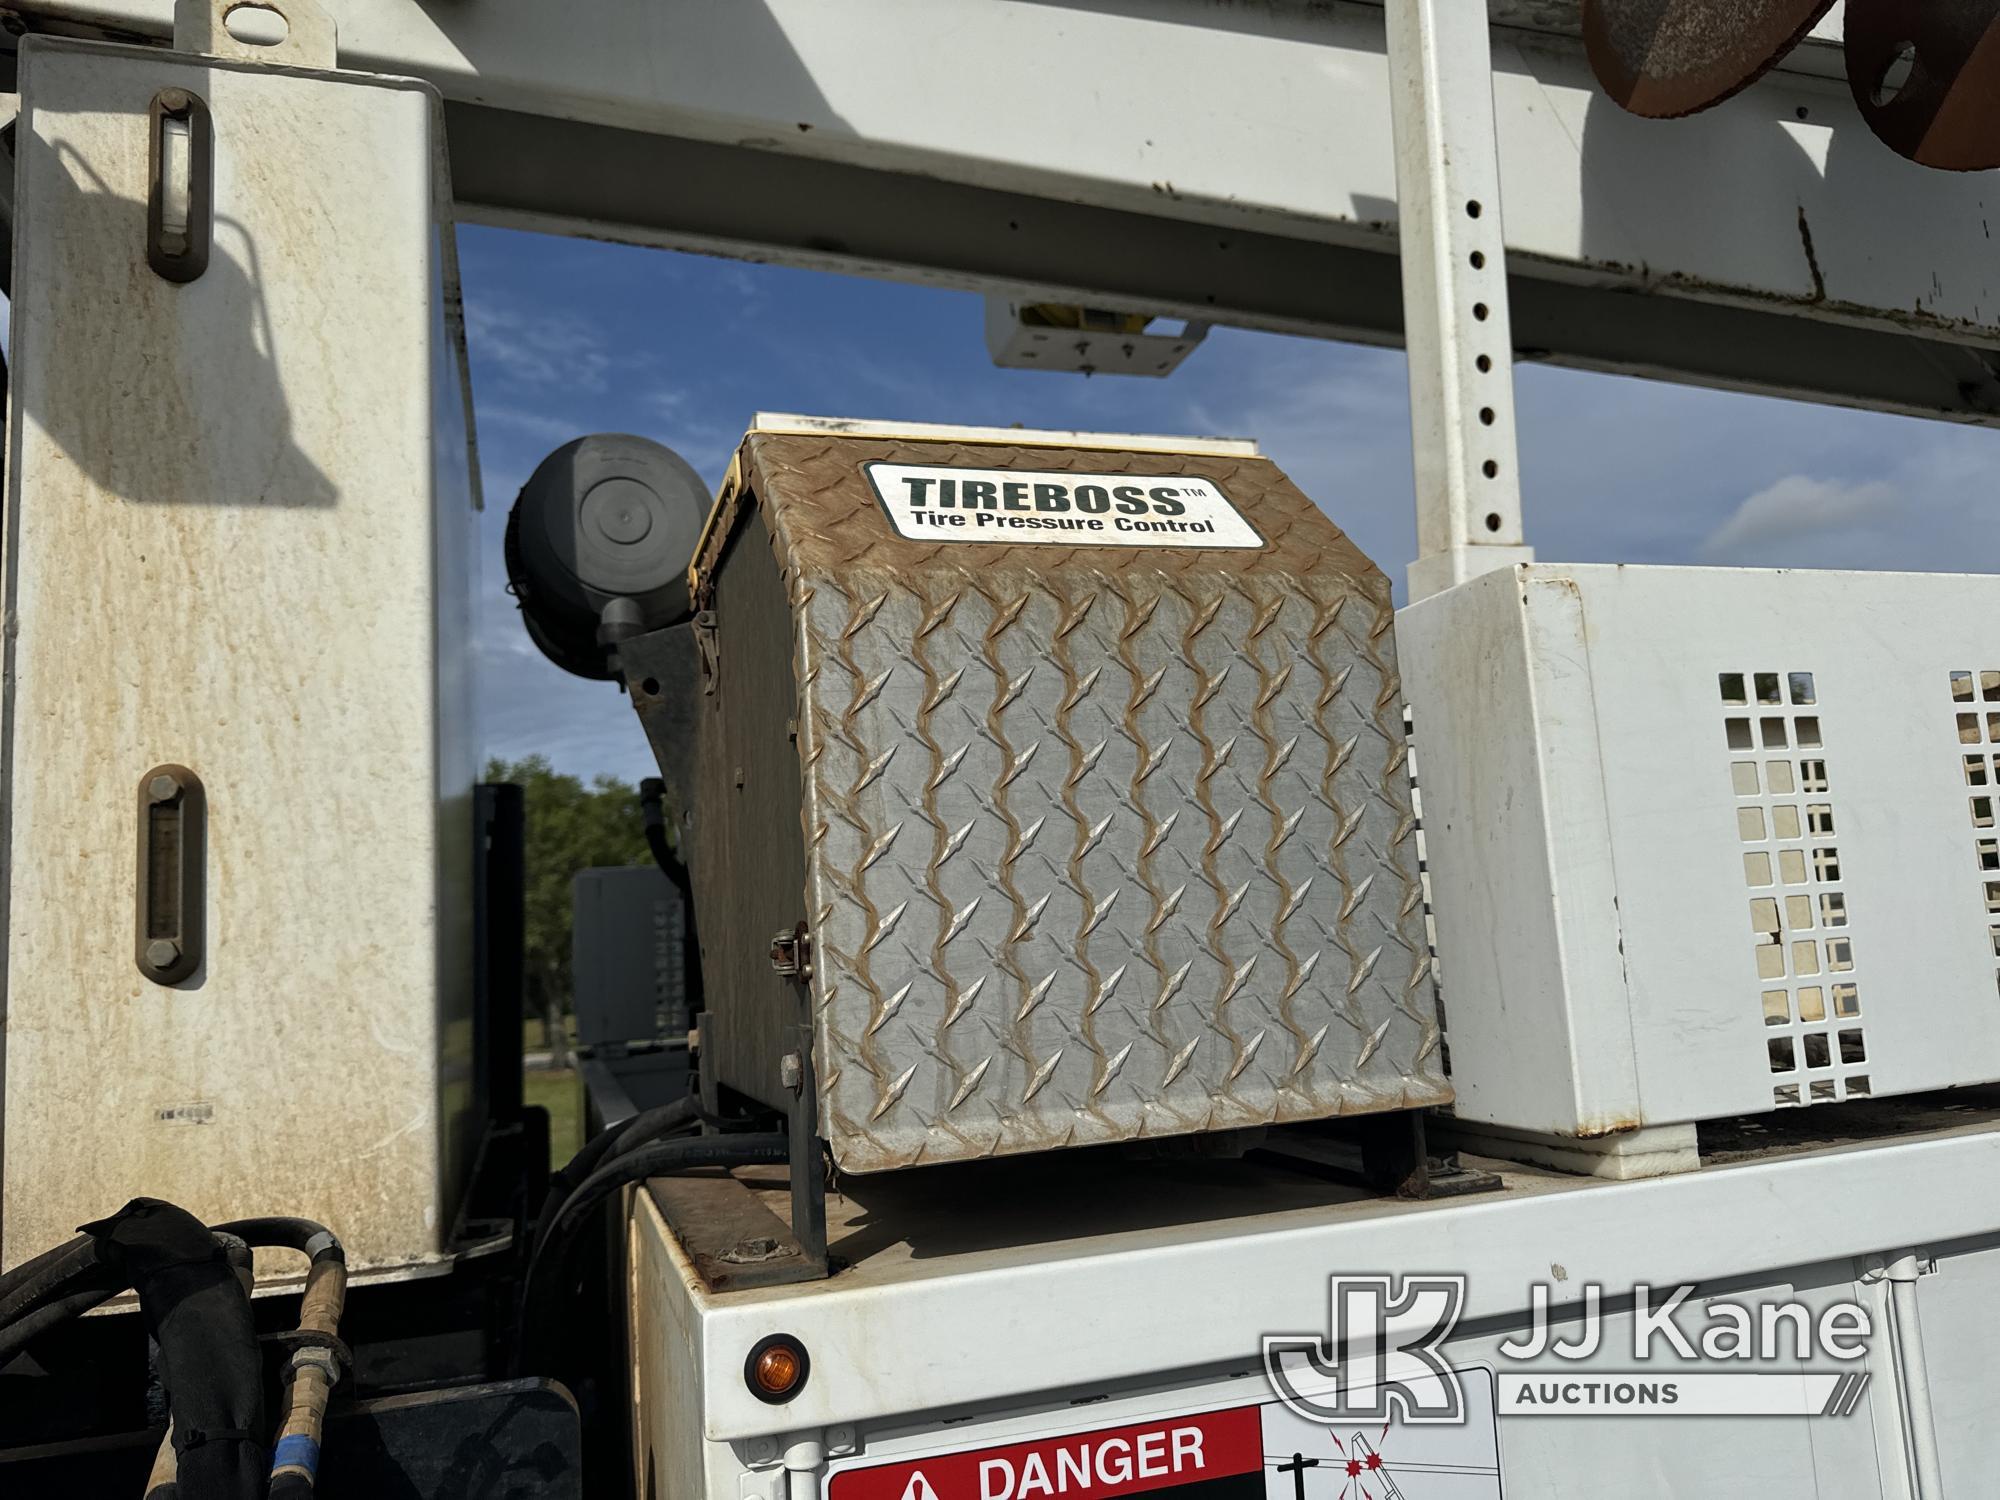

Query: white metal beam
<box><xmin>441</xmin><ymin>101</ymin><xmax>2000</xmax><ymax>430</ymax></box>
<box><xmin>9</xmin><ymin>0</ymin><xmax>1996</xmax><ymax>353</ymax></box>
<box><xmin>1385</xmin><ymin>0</ymin><xmax>1532</xmax><ymax>601</ymax></box>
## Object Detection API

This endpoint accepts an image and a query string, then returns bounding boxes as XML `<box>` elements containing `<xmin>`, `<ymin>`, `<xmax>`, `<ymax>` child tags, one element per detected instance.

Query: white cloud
<box><xmin>477</xmin><ymin>403</ymin><xmax>592</xmax><ymax>448</ymax></box>
<box><xmin>1701</xmin><ymin>475</ymin><xmax>1900</xmax><ymax>562</ymax></box>
<box><xmin>464</xmin><ymin>297</ymin><xmax>615</xmax><ymax>393</ymax></box>
<box><xmin>1697</xmin><ymin>434</ymin><xmax>2000</xmax><ymax>572</ymax></box>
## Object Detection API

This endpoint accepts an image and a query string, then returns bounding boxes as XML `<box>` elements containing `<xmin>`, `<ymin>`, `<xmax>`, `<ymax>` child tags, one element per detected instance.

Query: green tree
<box><xmin>484</xmin><ymin>754</ymin><xmax>652</xmax><ymax>1065</ymax></box>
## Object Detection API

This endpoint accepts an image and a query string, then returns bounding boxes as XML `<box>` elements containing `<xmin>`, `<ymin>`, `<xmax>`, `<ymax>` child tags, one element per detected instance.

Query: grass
<box><xmin>523</xmin><ymin>1014</ymin><xmax>578</xmax><ymax>1052</ymax></box>
<box><xmin>525</xmin><ymin>1067</ymin><xmax>584</xmax><ymax>1164</ymax></box>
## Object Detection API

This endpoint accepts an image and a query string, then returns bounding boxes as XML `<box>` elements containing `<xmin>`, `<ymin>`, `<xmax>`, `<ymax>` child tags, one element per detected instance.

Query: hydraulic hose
<box><xmin>640</xmin><ymin>775</ymin><xmax>706</xmax><ymax>1017</ymax></box>
<box><xmin>516</xmin><ymin>1132</ymin><xmax>788</xmax><ymax>1373</ymax></box>
<box><xmin>0</xmin><ymin>1272</ymin><xmax>124</xmax><ymax>1366</ymax></box>
<box><xmin>215</xmin><ymin>1218</ymin><xmax>347</xmax><ymax>1500</ymax></box>
<box><xmin>78</xmin><ymin>1198</ymin><xmax>266</xmax><ymax>1500</ymax></box>
<box><xmin>210</xmin><ymin>1218</ymin><xmax>340</xmax><ymax>1256</ymax></box>
<box><xmin>1</xmin><ymin>1207</ymin><xmax>345</xmax><ymax>1500</ymax></box>
<box><xmin>0</xmin><ymin>1230</ymin><xmax>111</xmax><ymax>1330</ymax></box>
<box><xmin>144</xmin><ymin>1235</ymin><xmax>258</xmax><ymax>1500</ymax></box>
<box><xmin>639</xmin><ymin>777</ymin><xmax>692</xmax><ymax>899</ymax></box>
<box><xmin>528</xmin><ymin>1097</ymin><xmax>702</xmax><ymax>1257</ymax></box>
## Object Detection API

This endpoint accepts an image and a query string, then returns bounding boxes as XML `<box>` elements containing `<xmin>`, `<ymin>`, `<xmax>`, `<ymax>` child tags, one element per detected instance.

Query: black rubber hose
<box><xmin>79</xmin><ymin>1198</ymin><xmax>265</xmax><ymax>1500</ymax></box>
<box><xmin>516</xmin><ymin>1133</ymin><xmax>787</xmax><ymax>1373</ymax></box>
<box><xmin>611</xmin><ymin>1101</ymin><xmax>711</xmax><ymax>1160</ymax></box>
<box><xmin>0</xmin><ymin>1223</ymin><xmax>280</xmax><ymax>1369</ymax></box>
<box><xmin>210</xmin><ymin>1217</ymin><xmax>343</xmax><ymax>1263</ymax></box>
<box><xmin>527</xmin><ymin>1097</ymin><xmax>702</xmax><ymax>1256</ymax></box>
<box><xmin>639</xmin><ymin>777</ymin><xmax>692</xmax><ymax>896</ymax></box>
<box><xmin>0</xmin><ymin>1231</ymin><xmax>108</xmax><ymax>1329</ymax></box>
<box><xmin>0</xmin><ymin>1273</ymin><xmax>123</xmax><ymax>1366</ymax></box>
<box><xmin>640</xmin><ymin>777</ymin><xmax>706</xmax><ymax>1013</ymax></box>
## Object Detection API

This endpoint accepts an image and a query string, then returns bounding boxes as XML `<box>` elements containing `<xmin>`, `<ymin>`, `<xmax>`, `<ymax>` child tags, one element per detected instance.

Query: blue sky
<box><xmin>461</xmin><ymin>225</ymin><xmax>2000</xmax><ymax>784</ymax></box>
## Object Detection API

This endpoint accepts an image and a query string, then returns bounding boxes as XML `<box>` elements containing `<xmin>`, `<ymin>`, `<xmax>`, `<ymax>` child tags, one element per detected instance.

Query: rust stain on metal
<box><xmin>1795</xmin><ymin>205</ymin><xmax>1827</xmax><ymax>303</ymax></box>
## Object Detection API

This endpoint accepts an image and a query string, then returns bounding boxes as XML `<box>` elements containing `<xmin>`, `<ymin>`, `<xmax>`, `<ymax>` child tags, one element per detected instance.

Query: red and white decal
<box><xmin>827</xmin><ymin>1406</ymin><xmax>1261</xmax><ymax>1500</ymax></box>
<box><xmin>822</xmin><ymin>1370</ymin><xmax>1503</xmax><ymax>1500</ymax></box>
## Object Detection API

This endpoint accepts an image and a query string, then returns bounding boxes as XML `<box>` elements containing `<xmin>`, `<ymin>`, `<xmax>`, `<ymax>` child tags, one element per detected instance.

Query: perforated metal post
<box><xmin>1385</xmin><ymin>0</ymin><xmax>1533</xmax><ymax>602</ymax></box>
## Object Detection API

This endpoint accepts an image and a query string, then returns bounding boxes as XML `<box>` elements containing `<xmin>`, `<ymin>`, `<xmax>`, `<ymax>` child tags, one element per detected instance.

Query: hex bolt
<box><xmin>148</xmin><ymin>772</ymin><xmax>182</xmax><ymax>803</ymax></box>
<box><xmin>779</xmin><ymin>1052</ymin><xmax>803</xmax><ymax>1093</ymax></box>
<box><xmin>157</xmin><ymin>88</ymin><xmax>191</xmax><ymax>115</ymax></box>
<box><xmin>145</xmin><ymin>938</ymin><xmax>181</xmax><ymax>970</ymax></box>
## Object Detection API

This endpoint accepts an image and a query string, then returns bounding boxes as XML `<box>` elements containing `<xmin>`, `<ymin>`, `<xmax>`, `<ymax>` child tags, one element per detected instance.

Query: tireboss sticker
<box><xmin>863</xmin><ymin>463</ymin><xmax>1265</xmax><ymax>550</ymax></box>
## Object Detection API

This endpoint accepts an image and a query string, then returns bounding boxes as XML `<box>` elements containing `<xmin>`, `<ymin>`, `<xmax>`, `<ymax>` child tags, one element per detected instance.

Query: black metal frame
<box><xmin>608</xmin><ymin>620</ymin><xmax>832</xmax><ymax>1289</ymax></box>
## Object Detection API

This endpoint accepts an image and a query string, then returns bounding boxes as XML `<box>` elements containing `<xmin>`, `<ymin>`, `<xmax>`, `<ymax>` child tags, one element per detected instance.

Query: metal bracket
<box><xmin>692</xmin><ymin>608</ymin><xmax>720</xmax><ymax>695</ymax></box>
<box><xmin>1264</xmin><ymin>1111</ymin><xmax>1503</xmax><ymax>1200</ymax></box>
<box><xmin>610</xmin><ymin>621</ymin><xmax>703</xmax><ymax>821</ymax></box>
<box><xmin>640</xmin><ymin>1044</ymin><xmax>829</xmax><ymax>1293</ymax></box>
<box><xmin>769</xmin><ymin>926</ymin><xmax>812</xmax><ymax>983</ymax></box>
<box><xmin>174</xmin><ymin>0</ymin><xmax>336</xmax><ymax>69</ymax></box>
<box><xmin>785</xmin><ymin>1037</ymin><xmax>829</xmax><ymax>1278</ymax></box>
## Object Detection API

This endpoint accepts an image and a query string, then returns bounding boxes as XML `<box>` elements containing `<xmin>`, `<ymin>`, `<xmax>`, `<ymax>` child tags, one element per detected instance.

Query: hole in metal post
<box><xmin>224</xmin><ymin>2</ymin><xmax>290</xmax><ymax>45</ymax></box>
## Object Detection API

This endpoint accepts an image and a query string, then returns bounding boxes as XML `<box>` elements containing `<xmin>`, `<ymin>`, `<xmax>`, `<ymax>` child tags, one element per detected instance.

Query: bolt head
<box><xmin>148</xmin><ymin>773</ymin><xmax>182</xmax><ymax>803</ymax></box>
<box><xmin>779</xmin><ymin>1052</ymin><xmax>803</xmax><ymax>1091</ymax></box>
<box><xmin>145</xmin><ymin>938</ymin><xmax>181</xmax><ymax>970</ymax></box>
<box><xmin>157</xmin><ymin>88</ymin><xmax>191</xmax><ymax>114</ymax></box>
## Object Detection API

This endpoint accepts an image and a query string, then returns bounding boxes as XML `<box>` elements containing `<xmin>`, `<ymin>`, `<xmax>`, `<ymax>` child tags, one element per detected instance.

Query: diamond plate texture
<box><xmin>701</xmin><ymin>432</ymin><xmax>1448</xmax><ymax>1172</ymax></box>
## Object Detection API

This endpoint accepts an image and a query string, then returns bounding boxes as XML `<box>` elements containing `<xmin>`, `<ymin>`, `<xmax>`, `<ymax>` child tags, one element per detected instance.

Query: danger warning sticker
<box><xmin>827</xmin><ymin>1408</ymin><xmax>1261</xmax><ymax>1500</ymax></box>
<box><xmin>863</xmin><ymin>463</ymin><xmax>1265</xmax><ymax>550</ymax></box>
<box><xmin>823</xmin><ymin>1371</ymin><xmax>1501</xmax><ymax>1500</ymax></box>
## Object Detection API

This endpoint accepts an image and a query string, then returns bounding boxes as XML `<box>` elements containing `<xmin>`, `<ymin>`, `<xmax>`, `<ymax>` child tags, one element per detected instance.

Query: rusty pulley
<box><xmin>1583</xmin><ymin>0</ymin><xmax>1836</xmax><ymax>118</ymax></box>
<box><xmin>1585</xmin><ymin>0</ymin><xmax>2000</xmax><ymax>170</ymax></box>
<box><xmin>1847</xmin><ymin>0</ymin><xmax>2000</xmax><ymax>170</ymax></box>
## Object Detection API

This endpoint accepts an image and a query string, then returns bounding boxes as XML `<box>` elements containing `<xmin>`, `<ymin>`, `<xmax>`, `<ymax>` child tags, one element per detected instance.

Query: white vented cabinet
<box><xmin>1399</xmin><ymin>564</ymin><xmax>2000</xmax><ymax>1142</ymax></box>
<box><xmin>0</xmin><ymin>37</ymin><xmax>479</xmax><ymax>1277</ymax></box>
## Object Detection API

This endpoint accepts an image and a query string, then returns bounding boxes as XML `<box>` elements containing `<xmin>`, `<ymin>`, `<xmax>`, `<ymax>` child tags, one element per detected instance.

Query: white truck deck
<box><xmin>632</xmin><ymin>1094</ymin><xmax>2000</xmax><ymax>1498</ymax></box>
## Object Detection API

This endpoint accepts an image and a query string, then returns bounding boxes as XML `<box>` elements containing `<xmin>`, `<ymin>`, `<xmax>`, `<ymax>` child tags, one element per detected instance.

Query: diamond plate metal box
<box><xmin>687</xmin><ymin>424</ymin><xmax>1446</xmax><ymax>1172</ymax></box>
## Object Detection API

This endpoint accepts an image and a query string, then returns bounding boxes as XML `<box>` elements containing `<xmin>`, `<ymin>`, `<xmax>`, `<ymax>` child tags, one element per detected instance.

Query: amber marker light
<box><xmin>745</xmin><ymin>1334</ymin><xmax>810</xmax><ymax>1403</ymax></box>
